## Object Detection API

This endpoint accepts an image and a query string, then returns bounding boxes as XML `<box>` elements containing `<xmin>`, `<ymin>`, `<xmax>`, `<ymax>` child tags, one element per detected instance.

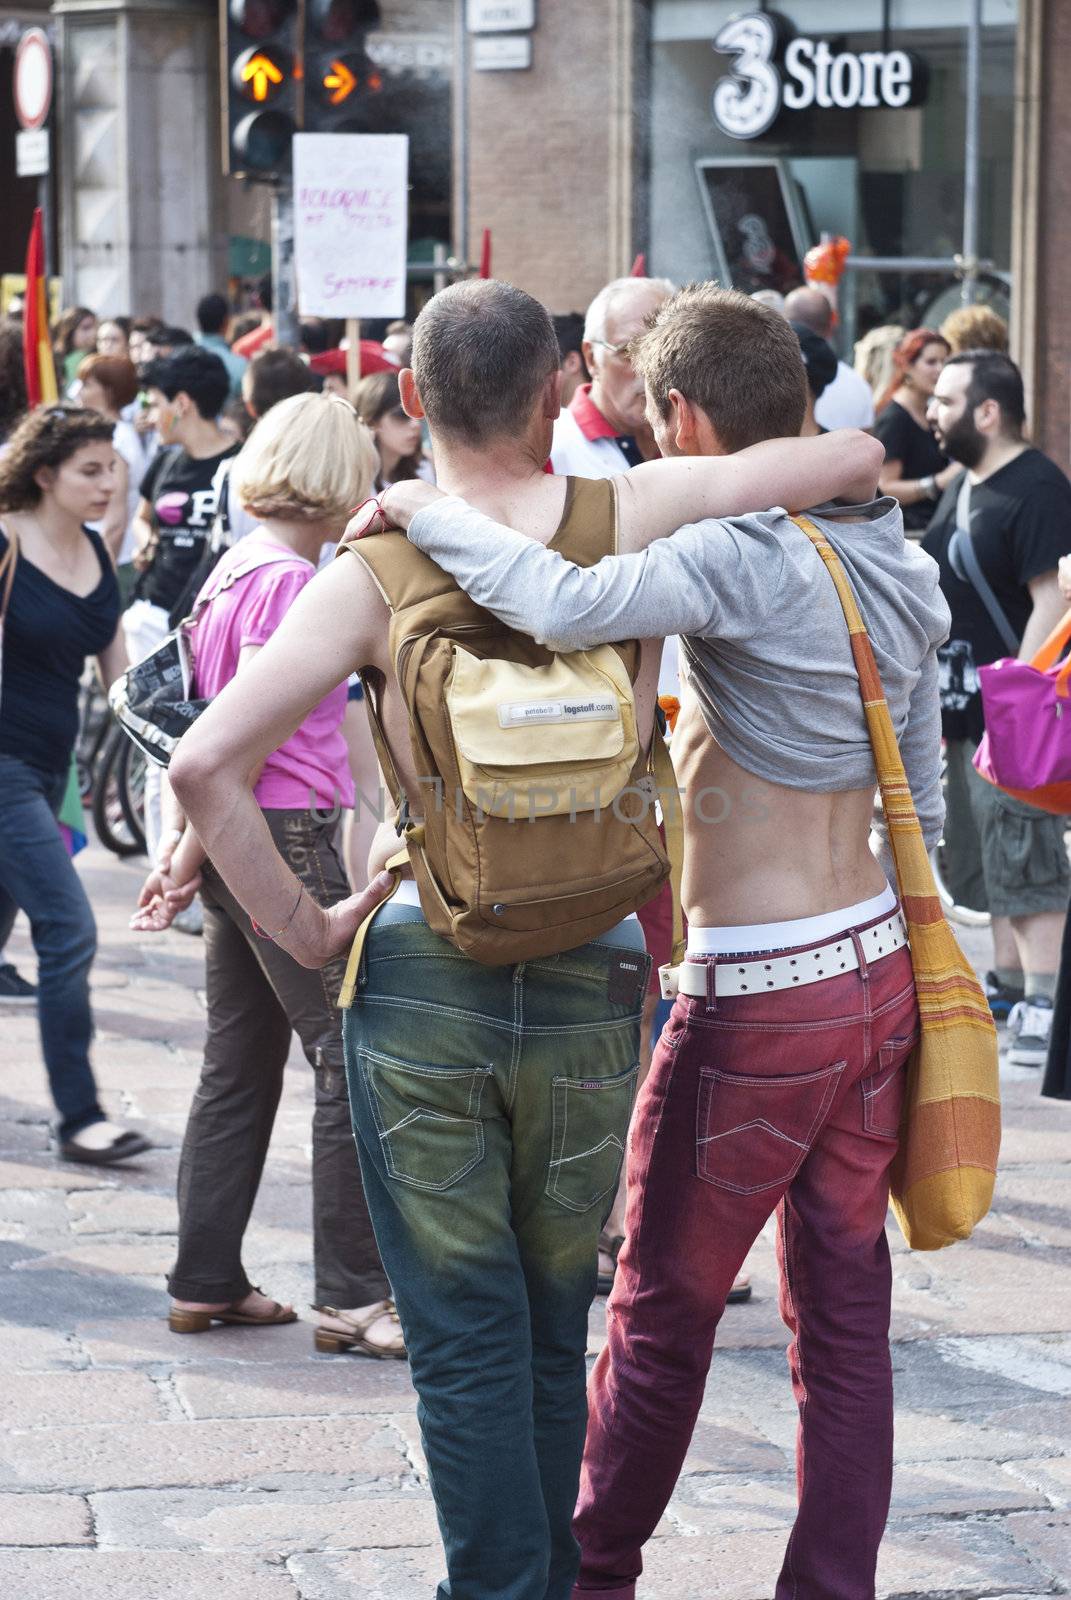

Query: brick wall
<box><xmin>463</xmin><ymin>0</ymin><xmax>637</xmax><ymax>314</ymax></box>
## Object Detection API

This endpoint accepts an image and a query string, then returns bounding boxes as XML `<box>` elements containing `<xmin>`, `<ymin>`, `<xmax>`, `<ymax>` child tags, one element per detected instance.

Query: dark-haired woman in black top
<box><xmin>0</xmin><ymin>405</ymin><xmax>151</xmax><ymax>1164</ymax></box>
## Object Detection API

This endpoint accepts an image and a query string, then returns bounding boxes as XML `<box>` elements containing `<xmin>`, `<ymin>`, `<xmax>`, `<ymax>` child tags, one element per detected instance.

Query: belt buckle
<box><xmin>659</xmin><ymin>963</ymin><xmax>678</xmax><ymax>1000</ymax></box>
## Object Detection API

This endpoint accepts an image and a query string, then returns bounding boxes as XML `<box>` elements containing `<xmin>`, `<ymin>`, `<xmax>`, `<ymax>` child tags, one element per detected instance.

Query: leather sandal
<box><xmin>168</xmin><ymin>1288</ymin><xmax>298</xmax><ymax>1334</ymax></box>
<box><xmin>727</xmin><ymin>1274</ymin><xmax>752</xmax><ymax>1305</ymax></box>
<box><xmin>312</xmin><ymin>1299</ymin><xmax>407</xmax><ymax>1359</ymax></box>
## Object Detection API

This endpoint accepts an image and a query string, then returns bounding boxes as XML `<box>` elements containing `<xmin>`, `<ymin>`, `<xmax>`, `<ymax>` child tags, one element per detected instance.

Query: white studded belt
<box><xmin>659</xmin><ymin>911</ymin><xmax>909</xmax><ymax>1002</ymax></box>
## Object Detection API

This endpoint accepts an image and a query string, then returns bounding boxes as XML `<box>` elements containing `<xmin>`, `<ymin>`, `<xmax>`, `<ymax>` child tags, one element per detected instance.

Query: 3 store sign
<box><xmin>711</xmin><ymin>12</ymin><xmax>926</xmax><ymax>141</ymax></box>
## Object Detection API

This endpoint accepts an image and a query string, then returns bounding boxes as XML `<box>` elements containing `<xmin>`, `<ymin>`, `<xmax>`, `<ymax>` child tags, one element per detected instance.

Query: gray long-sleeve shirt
<box><xmin>407</xmin><ymin>494</ymin><xmax>952</xmax><ymax>852</ymax></box>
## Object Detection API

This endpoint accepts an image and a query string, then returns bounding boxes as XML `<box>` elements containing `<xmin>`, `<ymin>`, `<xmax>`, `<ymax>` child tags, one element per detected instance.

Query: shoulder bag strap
<box><xmin>947</xmin><ymin>477</ymin><xmax>1020</xmax><ymax>655</ymax></box>
<box><xmin>182</xmin><ymin>543</ymin><xmax>298</xmax><ymax>630</ymax></box>
<box><xmin>789</xmin><ymin>515</ymin><xmax>940</xmax><ymax>912</ymax></box>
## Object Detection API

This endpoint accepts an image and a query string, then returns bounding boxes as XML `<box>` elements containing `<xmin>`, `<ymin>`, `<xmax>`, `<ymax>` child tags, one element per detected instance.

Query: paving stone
<box><xmin>933</xmin><ymin>1333</ymin><xmax>1071</xmax><ymax>1398</ymax></box>
<box><xmin>0</xmin><ymin>1159</ymin><xmax>103</xmax><ymax>1192</ymax></box>
<box><xmin>13</xmin><ymin>1239</ymin><xmax>174</xmax><ymax>1277</ymax></box>
<box><xmin>1002</xmin><ymin>1456</ymin><xmax>1071</xmax><ymax>1508</ymax></box>
<box><xmin>174</xmin><ymin>1360</ymin><xmax>417</xmax><ymax>1420</ymax></box>
<box><xmin>1003</xmin><ymin>1512</ymin><xmax>1071</xmax><ymax>1589</ymax></box>
<box><xmin>0</xmin><ymin>1370</ymin><xmax>162</xmax><ymax>1429</ymax></box>
<box><xmin>77</xmin><ymin>1315</ymin><xmax>318</xmax><ymax>1367</ymax></box>
<box><xmin>666</xmin><ymin>1473</ymin><xmax>796</xmax><ymax>1534</ymax></box>
<box><xmin>0</xmin><ymin>1188</ymin><xmax>73</xmax><ymax>1236</ymax></box>
<box><xmin>0</xmin><ymin>1550</ymin><xmax>299</xmax><ymax>1597</ymax></box>
<box><xmin>874</xmin><ymin>1518</ymin><xmax>1053</xmax><ymax>1596</ymax></box>
<box><xmin>629</xmin><ymin>1528</ymin><xmax>797</xmax><ymax>1599</ymax></box>
<box><xmin>0</xmin><ymin>1415</ymin><xmax>415</xmax><ymax>1492</ymax></box>
<box><xmin>100</xmin><ymin>1486</ymin><xmax>438</xmax><ymax>1552</ymax></box>
<box><xmin>66</xmin><ymin>1189</ymin><xmax>178</xmax><ymax>1236</ymax></box>
<box><xmin>680</xmin><ymin>1414</ymin><xmax>789</xmax><ymax>1477</ymax></box>
<box><xmin>0</xmin><ymin>1491</ymin><xmax>93</xmax><ymax>1546</ymax></box>
<box><xmin>91</xmin><ymin>1485</ymin><xmax>437</xmax><ymax>1552</ymax></box>
<box><xmin>892</xmin><ymin>1408</ymin><xmax>1067</xmax><ymax>1464</ymax></box>
<box><xmin>889</xmin><ymin>1459</ymin><xmax>1049</xmax><ymax>1515</ymax></box>
<box><xmin>287</xmin><ymin>1547</ymin><xmax>449</xmax><ymax>1600</ymax></box>
<box><xmin>0</xmin><ymin>1324</ymin><xmax>86</xmax><ymax>1371</ymax></box>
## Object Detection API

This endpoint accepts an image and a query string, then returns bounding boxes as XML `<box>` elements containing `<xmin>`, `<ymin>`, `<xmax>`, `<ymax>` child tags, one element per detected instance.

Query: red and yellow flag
<box><xmin>23</xmin><ymin>208</ymin><xmax>58</xmax><ymax>407</ymax></box>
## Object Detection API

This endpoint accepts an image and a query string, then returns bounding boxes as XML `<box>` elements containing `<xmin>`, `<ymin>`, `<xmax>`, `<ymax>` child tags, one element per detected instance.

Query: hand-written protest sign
<box><xmin>293</xmin><ymin>132</ymin><xmax>409</xmax><ymax>319</ymax></box>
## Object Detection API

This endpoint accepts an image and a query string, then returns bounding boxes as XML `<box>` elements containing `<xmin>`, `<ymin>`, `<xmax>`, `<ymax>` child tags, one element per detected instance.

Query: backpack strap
<box><xmin>652</xmin><ymin>723</ymin><xmax>685</xmax><ymax>967</ymax></box>
<box><xmin>182</xmin><ymin>543</ymin><xmax>301</xmax><ymax>630</ymax></box>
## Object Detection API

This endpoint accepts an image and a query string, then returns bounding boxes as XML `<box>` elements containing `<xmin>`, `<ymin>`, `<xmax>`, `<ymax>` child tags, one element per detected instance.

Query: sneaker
<box><xmin>1006</xmin><ymin>996</ymin><xmax>1054</xmax><ymax>1067</ymax></box>
<box><xmin>0</xmin><ymin>962</ymin><xmax>36</xmax><ymax>1003</ymax></box>
<box><xmin>984</xmin><ymin>970</ymin><xmax>1024</xmax><ymax>1023</ymax></box>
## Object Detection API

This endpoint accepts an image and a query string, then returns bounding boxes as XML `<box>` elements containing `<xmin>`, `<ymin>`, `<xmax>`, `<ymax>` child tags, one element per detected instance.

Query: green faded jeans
<box><xmin>343</xmin><ymin>905</ymin><xmax>649</xmax><ymax>1600</ymax></box>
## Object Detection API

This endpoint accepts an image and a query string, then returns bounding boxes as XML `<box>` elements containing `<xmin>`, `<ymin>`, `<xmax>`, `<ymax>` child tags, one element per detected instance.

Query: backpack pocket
<box><xmin>445</xmin><ymin>645</ymin><xmax>639</xmax><ymax>818</ymax></box>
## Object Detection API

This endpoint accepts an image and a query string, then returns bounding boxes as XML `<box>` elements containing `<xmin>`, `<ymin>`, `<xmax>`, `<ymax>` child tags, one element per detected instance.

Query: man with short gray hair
<box><xmin>551</xmin><ymin>276</ymin><xmax>675</xmax><ymax>478</ymax></box>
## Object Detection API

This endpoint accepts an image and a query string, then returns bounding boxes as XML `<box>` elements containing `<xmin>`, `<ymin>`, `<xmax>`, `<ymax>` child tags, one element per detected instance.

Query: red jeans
<box><xmin>573</xmin><ymin>910</ymin><xmax>919</xmax><ymax>1600</ymax></box>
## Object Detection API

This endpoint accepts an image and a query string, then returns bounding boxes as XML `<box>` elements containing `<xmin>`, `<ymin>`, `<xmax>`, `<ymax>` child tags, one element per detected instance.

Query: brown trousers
<box><xmin>167</xmin><ymin>809</ymin><xmax>388</xmax><ymax>1307</ymax></box>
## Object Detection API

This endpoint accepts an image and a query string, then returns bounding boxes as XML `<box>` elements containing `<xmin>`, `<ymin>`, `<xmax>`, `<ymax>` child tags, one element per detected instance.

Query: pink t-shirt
<box><xmin>189</xmin><ymin>532</ymin><xmax>355</xmax><ymax>812</ymax></box>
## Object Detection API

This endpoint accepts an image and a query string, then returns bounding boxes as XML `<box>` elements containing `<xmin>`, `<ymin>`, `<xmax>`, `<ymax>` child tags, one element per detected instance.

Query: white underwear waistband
<box><xmin>687</xmin><ymin>883</ymin><xmax>897</xmax><ymax>958</ymax></box>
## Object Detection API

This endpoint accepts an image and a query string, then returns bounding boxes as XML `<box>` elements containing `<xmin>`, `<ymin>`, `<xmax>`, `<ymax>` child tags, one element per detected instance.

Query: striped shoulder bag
<box><xmin>791</xmin><ymin>515</ymin><xmax>1001</xmax><ymax>1250</ymax></box>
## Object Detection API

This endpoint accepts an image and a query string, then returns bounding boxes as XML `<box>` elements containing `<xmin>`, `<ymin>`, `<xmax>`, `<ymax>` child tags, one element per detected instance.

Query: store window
<box><xmin>648</xmin><ymin>1</ymin><xmax>1017</xmax><ymax>342</ymax></box>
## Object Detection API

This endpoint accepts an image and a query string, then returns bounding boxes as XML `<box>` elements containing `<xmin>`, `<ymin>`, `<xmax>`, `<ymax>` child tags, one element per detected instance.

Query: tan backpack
<box><xmin>336</xmin><ymin>477</ymin><xmax>677</xmax><ymax>1002</ymax></box>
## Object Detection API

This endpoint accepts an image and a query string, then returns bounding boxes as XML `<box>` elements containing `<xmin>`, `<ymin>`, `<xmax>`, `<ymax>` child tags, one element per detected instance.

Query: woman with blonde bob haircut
<box><xmin>131</xmin><ymin>391</ymin><xmax>404</xmax><ymax>1359</ymax></box>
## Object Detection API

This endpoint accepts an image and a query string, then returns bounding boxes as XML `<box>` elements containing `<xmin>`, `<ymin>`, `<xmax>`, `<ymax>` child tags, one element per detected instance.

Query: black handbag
<box><xmin>109</xmin><ymin>543</ymin><xmax>296</xmax><ymax>768</ymax></box>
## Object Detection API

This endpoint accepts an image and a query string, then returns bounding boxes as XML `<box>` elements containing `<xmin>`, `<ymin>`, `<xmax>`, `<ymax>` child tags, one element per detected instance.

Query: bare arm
<box><xmin>169</xmin><ymin>558</ymin><xmax>393</xmax><ymax>966</ymax></box>
<box><xmin>96</xmin><ymin>625</ymin><xmax>129</xmax><ymax>691</ymax></box>
<box><xmin>377</xmin><ymin>430</ymin><xmax>885</xmax><ymax>553</ymax></box>
<box><xmin>130</xmin><ymin>497</ymin><xmax>156</xmax><ymax>570</ymax></box>
<box><xmin>402</xmin><ymin>499</ymin><xmax>774</xmax><ymax>651</ymax></box>
<box><xmin>610</xmin><ymin>430</ymin><xmax>885</xmax><ymax>553</ymax></box>
<box><xmin>1019</xmin><ymin>570</ymin><xmax>1067</xmax><ymax>662</ymax></box>
<box><xmin>878</xmin><ymin>456</ymin><xmax>959</xmax><ymax>511</ymax></box>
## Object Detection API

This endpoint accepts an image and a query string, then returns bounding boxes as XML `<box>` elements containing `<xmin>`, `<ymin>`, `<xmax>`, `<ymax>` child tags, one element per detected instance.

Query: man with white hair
<box><xmin>784</xmin><ymin>285</ymin><xmax>875</xmax><ymax>431</ymax></box>
<box><xmin>550</xmin><ymin>276</ymin><xmax>675</xmax><ymax>477</ymax></box>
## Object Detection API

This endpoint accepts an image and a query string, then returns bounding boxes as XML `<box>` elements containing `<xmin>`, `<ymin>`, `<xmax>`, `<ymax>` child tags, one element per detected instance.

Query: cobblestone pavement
<box><xmin>1</xmin><ymin>840</ymin><xmax>1070</xmax><ymax>1599</ymax></box>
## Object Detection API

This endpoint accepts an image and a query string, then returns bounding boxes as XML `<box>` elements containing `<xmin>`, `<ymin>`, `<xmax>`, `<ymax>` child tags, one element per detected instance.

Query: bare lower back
<box><xmin>671</xmin><ymin>691</ymin><xmax>886</xmax><ymax>928</ymax></box>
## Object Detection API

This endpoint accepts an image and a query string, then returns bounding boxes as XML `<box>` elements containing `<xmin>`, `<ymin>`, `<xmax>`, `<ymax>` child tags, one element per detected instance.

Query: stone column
<box><xmin>1011</xmin><ymin>0</ymin><xmax>1071</xmax><ymax>472</ymax></box>
<box><xmin>53</xmin><ymin>0</ymin><xmax>227</xmax><ymax>321</ymax></box>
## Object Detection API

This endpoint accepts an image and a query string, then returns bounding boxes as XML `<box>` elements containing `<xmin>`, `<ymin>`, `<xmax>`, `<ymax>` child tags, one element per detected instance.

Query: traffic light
<box><xmin>305</xmin><ymin>0</ymin><xmax>382</xmax><ymax>134</ymax></box>
<box><xmin>221</xmin><ymin>0</ymin><xmax>384</xmax><ymax>176</ymax></box>
<box><xmin>222</xmin><ymin>0</ymin><xmax>297</xmax><ymax>179</ymax></box>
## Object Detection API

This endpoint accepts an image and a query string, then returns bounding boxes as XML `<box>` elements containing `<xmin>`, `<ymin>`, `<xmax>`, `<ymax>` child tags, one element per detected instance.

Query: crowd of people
<box><xmin>0</xmin><ymin>260</ymin><xmax>1068</xmax><ymax>1600</ymax></box>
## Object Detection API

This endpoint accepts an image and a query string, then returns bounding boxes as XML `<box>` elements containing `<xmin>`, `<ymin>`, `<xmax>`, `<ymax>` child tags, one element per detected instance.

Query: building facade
<box><xmin>1</xmin><ymin>0</ymin><xmax>1067</xmax><ymax>466</ymax></box>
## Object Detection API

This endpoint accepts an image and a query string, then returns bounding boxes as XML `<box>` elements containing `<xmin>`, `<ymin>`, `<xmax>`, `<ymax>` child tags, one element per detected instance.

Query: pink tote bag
<box><xmin>973</xmin><ymin>608</ymin><xmax>1071</xmax><ymax>815</ymax></box>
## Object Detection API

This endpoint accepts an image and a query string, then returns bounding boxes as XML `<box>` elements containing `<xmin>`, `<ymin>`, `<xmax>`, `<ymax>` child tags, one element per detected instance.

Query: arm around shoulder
<box><xmin>612</xmin><ymin>430</ymin><xmax>885</xmax><ymax>553</ymax></box>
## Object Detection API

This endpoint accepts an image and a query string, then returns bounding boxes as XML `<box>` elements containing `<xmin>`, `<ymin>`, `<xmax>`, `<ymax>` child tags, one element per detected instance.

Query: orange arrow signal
<box><xmin>242</xmin><ymin>52</ymin><xmax>284</xmax><ymax>102</ymax></box>
<box><xmin>323</xmin><ymin>58</ymin><xmax>356</xmax><ymax>105</ymax></box>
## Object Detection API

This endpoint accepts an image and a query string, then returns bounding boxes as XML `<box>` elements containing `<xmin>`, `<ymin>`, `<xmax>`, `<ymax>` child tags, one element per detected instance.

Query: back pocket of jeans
<box><xmin>359</xmin><ymin>1047</ymin><xmax>492</xmax><ymax>1192</ymax></box>
<box><xmin>861</xmin><ymin>1035</ymin><xmax>915</xmax><ymax>1141</ymax></box>
<box><xmin>546</xmin><ymin>1064</ymin><xmax>639</xmax><ymax>1213</ymax></box>
<box><xmin>696</xmin><ymin>1061</ymin><xmax>845</xmax><ymax>1195</ymax></box>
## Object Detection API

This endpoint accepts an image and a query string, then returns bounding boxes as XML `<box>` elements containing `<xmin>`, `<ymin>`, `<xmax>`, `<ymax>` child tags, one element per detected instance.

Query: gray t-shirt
<box><xmin>407</xmin><ymin>493</ymin><xmax>951</xmax><ymax>851</ymax></box>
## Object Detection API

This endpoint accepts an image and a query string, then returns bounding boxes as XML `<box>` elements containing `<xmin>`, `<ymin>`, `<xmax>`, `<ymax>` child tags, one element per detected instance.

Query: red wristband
<box><xmin>348</xmin><ymin>498</ymin><xmax>388</xmax><ymax>538</ymax></box>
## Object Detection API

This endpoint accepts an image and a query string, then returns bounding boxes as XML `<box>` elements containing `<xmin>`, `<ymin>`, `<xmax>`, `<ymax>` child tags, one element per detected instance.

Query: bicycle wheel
<box><xmin>117</xmin><ymin>736</ymin><xmax>147</xmax><ymax>854</ymax></box>
<box><xmin>91</xmin><ymin>727</ymin><xmax>144</xmax><ymax>858</ymax></box>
